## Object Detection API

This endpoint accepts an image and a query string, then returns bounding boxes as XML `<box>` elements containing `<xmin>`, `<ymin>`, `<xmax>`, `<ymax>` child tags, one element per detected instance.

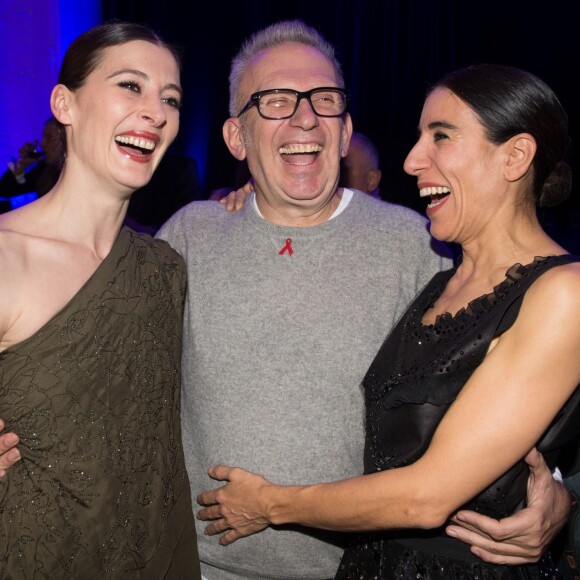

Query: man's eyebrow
<box><xmin>106</xmin><ymin>69</ymin><xmax>183</xmax><ymax>98</ymax></box>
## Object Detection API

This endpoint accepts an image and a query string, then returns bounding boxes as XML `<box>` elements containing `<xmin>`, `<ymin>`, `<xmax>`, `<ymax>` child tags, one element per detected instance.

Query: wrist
<box><xmin>562</xmin><ymin>488</ymin><xmax>579</xmax><ymax>575</ymax></box>
<box><xmin>554</xmin><ymin>480</ymin><xmax>572</xmax><ymax>526</ymax></box>
<box><xmin>268</xmin><ymin>484</ymin><xmax>302</xmax><ymax>526</ymax></box>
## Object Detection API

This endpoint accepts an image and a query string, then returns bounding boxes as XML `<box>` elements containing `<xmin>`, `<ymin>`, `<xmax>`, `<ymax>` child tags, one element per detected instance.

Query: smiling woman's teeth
<box><xmin>419</xmin><ymin>186</ymin><xmax>451</xmax><ymax>208</ymax></box>
<box><xmin>419</xmin><ymin>186</ymin><xmax>450</xmax><ymax>198</ymax></box>
<box><xmin>115</xmin><ymin>135</ymin><xmax>156</xmax><ymax>150</ymax></box>
<box><xmin>427</xmin><ymin>197</ymin><xmax>447</xmax><ymax>208</ymax></box>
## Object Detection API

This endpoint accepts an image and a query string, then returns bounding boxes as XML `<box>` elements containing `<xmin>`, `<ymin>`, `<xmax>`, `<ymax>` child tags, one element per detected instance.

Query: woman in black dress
<box><xmin>197</xmin><ymin>64</ymin><xmax>580</xmax><ymax>579</ymax></box>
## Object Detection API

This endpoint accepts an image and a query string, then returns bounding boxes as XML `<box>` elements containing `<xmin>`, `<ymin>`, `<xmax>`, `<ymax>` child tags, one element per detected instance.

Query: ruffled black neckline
<box><xmin>363</xmin><ymin>252</ymin><xmax>579</xmax><ymax>408</ymax></box>
<box><xmin>420</xmin><ymin>254</ymin><xmax>574</xmax><ymax>330</ymax></box>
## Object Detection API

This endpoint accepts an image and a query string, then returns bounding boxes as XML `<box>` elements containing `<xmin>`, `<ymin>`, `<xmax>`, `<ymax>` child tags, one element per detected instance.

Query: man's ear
<box><xmin>340</xmin><ymin>113</ymin><xmax>353</xmax><ymax>158</ymax></box>
<box><xmin>504</xmin><ymin>133</ymin><xmax>536</xmax><ymax>182</ymax></box>
<box><xmin>223</xmin><ymin>118</ymin><xmax>247</xmax><ymax>161</ymax></box>
<box><xmin>50</xmin><ymin>84</ymin><xmax>74</xmax><ymax>125</ymax></box>
<box><xmin>368</xmin><ymin>168</ymin><xmax>382</xmax><ymax>192</ymax></box>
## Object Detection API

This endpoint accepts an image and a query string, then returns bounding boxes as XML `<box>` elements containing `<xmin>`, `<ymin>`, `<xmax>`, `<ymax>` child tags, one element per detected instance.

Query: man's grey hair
<box><xmin>228</xmin><ymin>19</ymin><xmax>344</xmax><ymax>117</ymax></box>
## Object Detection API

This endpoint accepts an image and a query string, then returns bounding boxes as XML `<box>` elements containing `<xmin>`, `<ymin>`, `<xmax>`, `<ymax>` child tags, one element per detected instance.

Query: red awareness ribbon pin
<box><xmin>278</xmin><ymin>238</ymin><xmax>294</xmax><ymax>256</ymax></box>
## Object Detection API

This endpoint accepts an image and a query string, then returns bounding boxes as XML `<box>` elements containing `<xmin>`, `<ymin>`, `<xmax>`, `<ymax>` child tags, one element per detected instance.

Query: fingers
<box><xmin>197</xmin><ymin>465</ymin><xmax>233</xmax><ymax>508</ymax></box>
<box><xmin>218</xmin><ymin>180</ymin><xmax>254</xmax><ymax>212</ymax></box>
<box><xmin>218</xmin><ymin>190</ymin><xmax>245</xmax><ymax>212</ymax></box>
<box><xmin>201</xmin><ymin>516</ymin><xmax>259</xmax><ymax>546</ymax></box>
<box><xmin>0</xmin><ymin>431</ymin><xmax>19</xmax><ymax>453</ymax></box>
<box><xmin>197</xmin><ymin>504</ymin><xmax>248</xmax><ymax>546</ymax></box>
<box><xmin>197</xmin><ymin>489</ymin><xmax>218</xmax><ymax>507</ymax></box>
<box><xmin>241</xmin><ymin>180</ymin><xmax>254</xmax><ymax>194</ymax></box>
<box><xmin>449</xmin><ymin>510</ymin><xmax>510</xmax><ymax>540</ymax></box>
<box><xmin>447</xmin><ymin>522</ymin><xmax>541</xmax><ymax>564</ymax></box>
<box><xmin>0</xmin><ymin>431</ymin><xmax>21</xmax><ymax>478</ymax></box>
<box><xmin>0</xmin><ymin>451</ymin><xmax>21</xmax><ymax>478</ymax></box>
<box><xmin>203</xmin><ymin>517</ymin><xmax>230</xmax><ymax>536</ymax></box>
<box><xmin>207</xmin><ymin>464</ymin><xmax>233</xmax><ymax>481</ymax></box>
<box><xmin>447</xmin><ymin>509</ymin><xmax>544</xmax><ymax>564</ymax></box>
<box><xmin>450</xmin><ymin>509</ymin><xmax>539</xmax><ymax>544</ymax></box>
<box><xmin>206</xmin><ymin>523</ymin><xmax>244</xmax><ymax>546</ymax></box>
<box><xmin>0</xmin><ymin>446</ymin><xmax>22</xmax><ymax>466</ymax></box>
<box><xmin>197</xmin><ymin>463</ymin><xmax>269</xmax><ymax>546</ymax></box>
<box><xmin>196</xmin><ymin>500</ymin><xmax>244</xmax><ymax>545</ymax></box>
<box><xmin>524</xmin><ymin>447</ymin><xmax>542</xmax><ymax>467</ymax></box>
<box><xmin>197</xmin><ymin>504</ymin><xmax>223</xmax><ymax>520</ymax></box>
<box><xmin>198</xmin><ymin>510</ymin><xmax>242</xmax><ymax>545</ymax></box>
<box><xmin>219</xmin><ymin>529</ymin><xmax>243</xmax><ymax>546</ymax></box>
<box><xmin>219</xmin><ymin>191</ymin><xmax>238</xmax><ymax>211</ymax></box>
<box><xmin>524</xmin><ymin>447</ymin><xmax>549</xmax><ymax>475</ymax></box>
<box><xmin>231</xmin><ymin>189</ymin><xmax>249</xmax><ymax>211</ymax></box>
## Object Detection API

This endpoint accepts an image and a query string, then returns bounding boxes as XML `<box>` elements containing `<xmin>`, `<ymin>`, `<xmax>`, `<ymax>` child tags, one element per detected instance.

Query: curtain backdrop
<box><xmin>2</xmin><ymin>0</ymin><xmax>577</xmax><ymax>247</ymax></box>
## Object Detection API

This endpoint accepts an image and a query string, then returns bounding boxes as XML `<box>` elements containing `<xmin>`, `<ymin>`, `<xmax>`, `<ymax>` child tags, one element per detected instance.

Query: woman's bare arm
<box><xmin>198</xmin><ymin>264</ymin><xmax>580</xmax><ymax>545</ymax></box>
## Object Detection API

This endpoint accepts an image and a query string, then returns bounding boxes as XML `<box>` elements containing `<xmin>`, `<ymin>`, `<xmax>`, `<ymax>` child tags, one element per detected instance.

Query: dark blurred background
<box><xmin>1</xmin><ymin>0</ymin><xmax>578</xmax><ymax>249</ymax></box>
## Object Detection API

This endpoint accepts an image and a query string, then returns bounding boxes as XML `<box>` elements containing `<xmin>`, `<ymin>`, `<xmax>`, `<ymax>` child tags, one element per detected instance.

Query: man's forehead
<box><xmin>243</xmin><ymin>42</ymin><xmax>339</xmax><ymax>93</ymax></box>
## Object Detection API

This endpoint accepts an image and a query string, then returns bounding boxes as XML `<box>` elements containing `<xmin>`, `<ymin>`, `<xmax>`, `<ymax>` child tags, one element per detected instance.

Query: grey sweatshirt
<box><xmin>157</xmin><ymin>190</ymin><xmax>451</xmax><ymax>580</ymax></box>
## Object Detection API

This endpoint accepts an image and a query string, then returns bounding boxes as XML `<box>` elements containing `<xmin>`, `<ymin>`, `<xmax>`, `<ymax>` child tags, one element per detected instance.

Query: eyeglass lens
<box><xmin>259</xmin><ymin>89</ymin><xmax>346</xmax><ymax>119</ymax></box>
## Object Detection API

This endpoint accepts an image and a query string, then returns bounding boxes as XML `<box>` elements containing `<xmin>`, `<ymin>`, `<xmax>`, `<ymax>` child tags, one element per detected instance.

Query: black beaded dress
<box><xmin>336</xmin><ymin>255</ymin><xmax>580</xmax><ymax>580</ymax></box>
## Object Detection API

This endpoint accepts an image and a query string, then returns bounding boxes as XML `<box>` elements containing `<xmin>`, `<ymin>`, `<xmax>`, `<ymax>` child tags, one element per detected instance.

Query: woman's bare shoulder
<box><xmin>504</xmin><ymin>259</ymin><xmax>580</xmax><ymax>356</ymax></box>
<box><xmin>0</xmin><ymin>228</ymin><xmax>30</xmax><ymax>277</ymax></box>
<box><xmin>0</xmin><ymin>229</ymin><xmax>29</xmax><ymax>350</ymax></box>
<box><xmin>525</xmin><ymin>259</ymin><xmax>580</xmax><ymax>305</ymax></box>
<box><xmin>0</xmin><ymin>223</ymin><xmax>48</xmax><ymax>276</ymax></box>
<box><xmin>0</xmin><ymin>221</ymin><xmax>67</xmax><ymax>351</ymax></box>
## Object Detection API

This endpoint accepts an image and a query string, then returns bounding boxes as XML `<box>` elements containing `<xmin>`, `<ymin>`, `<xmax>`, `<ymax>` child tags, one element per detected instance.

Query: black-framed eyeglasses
<box><xmin>237</xmin><ymin>87</ymin><xmax>349</xmax><ymax>120</ymax></box>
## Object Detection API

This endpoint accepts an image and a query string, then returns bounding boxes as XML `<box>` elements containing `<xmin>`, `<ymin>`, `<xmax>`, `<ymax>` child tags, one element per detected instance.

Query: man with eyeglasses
<box><xmin>157</xmin><ymin>19</ymin><xmax>570</xmax><ymax>580</ymax></box>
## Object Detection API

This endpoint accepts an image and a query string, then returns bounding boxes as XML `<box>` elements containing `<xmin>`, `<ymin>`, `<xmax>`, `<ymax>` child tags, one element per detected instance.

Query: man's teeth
<box><xmin>419</xmin><ymin>186</ymin><xmax>451</xmax><ymax>198</ymax></box>
<box><xmin>115</xmin><ymin>135</ymin><xmax>156</xmax><ymax>150</ymax></box>
<box><xmin>279</xmin><ymin>144</ymin><xmax>323</xmax><ymax>154</ymax></box>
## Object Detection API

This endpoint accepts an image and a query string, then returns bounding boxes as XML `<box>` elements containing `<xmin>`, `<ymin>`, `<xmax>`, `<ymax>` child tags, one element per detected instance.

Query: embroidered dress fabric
<box><xmin>336</xmin><ymin>255</ymin><xmax>580</xmax><ymax>580</ymax></box>
<box><xmin>0</xmin><ymin>228</ymin><xmax>198</xmax><ymax>579</ymax></box>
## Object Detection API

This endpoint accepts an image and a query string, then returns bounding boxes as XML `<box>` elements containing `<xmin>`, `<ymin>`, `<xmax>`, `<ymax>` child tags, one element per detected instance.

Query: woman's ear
<box><xmin>50</xmin><ymin>84</ymin><xmax>74</xmax><ymax>125</ymax></box>
<box><xmin>504</xmin><ymin>133</ymin><xmax>536</xmax><ymax>182</ymax></box>
<box><xmin>367</xmin><ymin>168</ymin><xmax>382</xmax><ymax>193</ymax></box>
<box><xmin>223</xmin><ymin>118</ymin><xmax>247</xmax><ymax>161</ymax></box>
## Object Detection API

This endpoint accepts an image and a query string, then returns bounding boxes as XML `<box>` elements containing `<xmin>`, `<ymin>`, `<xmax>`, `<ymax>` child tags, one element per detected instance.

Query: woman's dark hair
<box><xmin>433</xmin><ymin>64</ymin><xmax>571</xmax><ymax>207</ymax></box>
<box><xmin>58</xmin><ymin>20</ymin><xmax>181</xmax><ymax>90</ymax></box>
